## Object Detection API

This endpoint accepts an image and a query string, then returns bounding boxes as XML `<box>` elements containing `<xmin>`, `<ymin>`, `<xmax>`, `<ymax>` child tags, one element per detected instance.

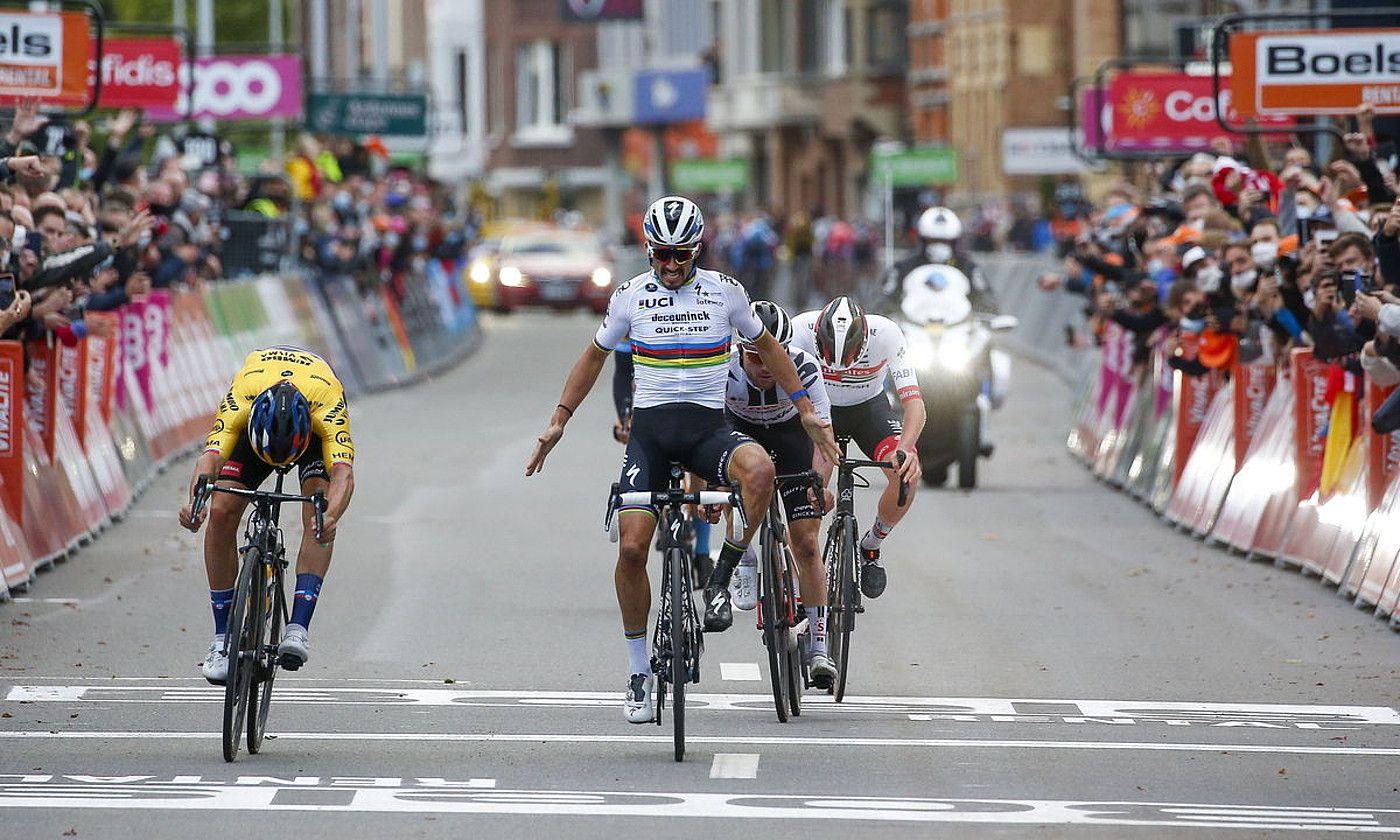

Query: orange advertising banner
<box><xmin>1231</xmin><ymin>28</ymin><xmax>1400</xmax><ymax>116</ymax></box>
<box><xmin>0</xmin><ymin>341</ymin><xmax>23</xmax><ymax>522</ymax></box>
<box><xmin>1233</xmin><ymin>362</ymin><xmax>1277</xmax><ymax>472</ymax></box>
<box><xmin>0</xmin><ymin>10</ymin><xmax>95</xmax><ymax>105</ymax></box>
<box><xmin>1291</xmin><ymin>348</ymin><xmax>1330</xmax><ymax>501</ymax></box>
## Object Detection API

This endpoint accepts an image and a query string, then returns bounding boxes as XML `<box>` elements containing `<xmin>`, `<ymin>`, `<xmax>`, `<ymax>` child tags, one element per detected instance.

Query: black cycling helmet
<box><xmin>742</xmin><ymin>300</ymin><xmax>793</xmax><ymax>348</ymax></box>
<box><xmin>814</xmin><ymin>296</ymin><xmax>867</xmax><ymax>370</ymax></box>
<box><xmin>248</xmin><ymin>381</ymin><xmax>313</xmax><ymax>468</ymax></box>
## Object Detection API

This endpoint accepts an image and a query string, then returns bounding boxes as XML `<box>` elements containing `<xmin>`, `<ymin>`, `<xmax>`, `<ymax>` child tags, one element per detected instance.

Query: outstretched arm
<box><xmin>526</xmin><ymin>343</ymin><xmax>610</xmax><ymax>475</ymax></box>
<box><xmin>752</xmin><ymin>331</ymin><xmax>840</xmax><ymax>463</ymax></box>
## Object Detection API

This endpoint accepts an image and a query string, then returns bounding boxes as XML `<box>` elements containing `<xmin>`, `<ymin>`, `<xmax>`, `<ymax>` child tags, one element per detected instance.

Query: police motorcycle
<box><xmin>895</xmin><ymin>264</ymin><xmax>1017</xmax><ymax>489</ymax></box>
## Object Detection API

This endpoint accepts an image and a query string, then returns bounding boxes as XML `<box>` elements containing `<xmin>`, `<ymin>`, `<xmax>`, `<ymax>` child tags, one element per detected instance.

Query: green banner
<box><xmin>869</xmin><ymin>147</ymin><xmax>958</xmax><ymax>187</ymax></box>
<box><xmin>307</xmin><ymin>92</ymin><xmax>429</xmax><ymax>137</ymax></box>
<box><xmin>670</xmin><ymin>158</ymin><xmax>748</xmax><ymax>193</ymax></box>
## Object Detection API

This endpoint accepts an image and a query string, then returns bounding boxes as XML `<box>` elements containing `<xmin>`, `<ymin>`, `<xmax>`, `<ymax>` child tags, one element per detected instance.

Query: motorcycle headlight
<box><xmin>590</xmin><ymin>267</ymin><xmax>612</xmax><ymax>288</ymax></box>
<box><xmin>908</xmin><ymin>341</ymin><xmax>936</xmax><ymax>370</ymax></box>
<box><xmin>499</xmin><ymin>265</ymin><xmax>526</xmax><ymax>287</ymax></box>
<box><xmin>940</xmin><ymin>340</ymin><xmax>972</xmax><ymax>372</ymax></box>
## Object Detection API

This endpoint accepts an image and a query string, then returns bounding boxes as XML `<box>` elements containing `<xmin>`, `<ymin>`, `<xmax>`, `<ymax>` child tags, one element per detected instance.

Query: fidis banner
<box><xmin>0</xmin><ymin>10</ymin><xmax>93</xmax><ymax>105</ymax></box>
<box><xmin>147</xmin><ymin>54</ymin><xmax>302</xmax><ymax>122</ymax></box>
<box><xmin>96</xmin><ymin>37</ymin><xmax>182</xmax><ymax>109</ymax></box>
<box><xmin>1231</xmin><ymin>29</ymin><xmax>1400</xmax><ymax>116</ymax></box>
<box><xmin>0</xmin><ymin>342</ymin><xmax>23</xmax><ymax>521</ymax></box>
<box><xmin>1104</xmin><ymin>72</ymin><xmax>1293</xmax><ymax>152</ymax></box>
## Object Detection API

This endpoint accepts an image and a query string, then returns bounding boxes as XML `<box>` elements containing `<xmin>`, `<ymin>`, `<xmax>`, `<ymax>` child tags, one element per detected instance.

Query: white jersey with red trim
<box><xmin>790</xmin><ymin>311</ymin><xmax>920</xmax><ymax>407</ymax></box>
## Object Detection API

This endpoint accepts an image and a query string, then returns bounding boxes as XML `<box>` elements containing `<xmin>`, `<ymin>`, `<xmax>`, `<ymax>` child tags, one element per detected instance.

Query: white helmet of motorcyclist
<box><xmin>916</xmin><ymin>206</ymin><xmax>962</xmax><ymax>241</ymax></box>
<box><xmin>900</xmin><ymin>263</ymin><xmax>972</xmax><ymax>326</ymax></box>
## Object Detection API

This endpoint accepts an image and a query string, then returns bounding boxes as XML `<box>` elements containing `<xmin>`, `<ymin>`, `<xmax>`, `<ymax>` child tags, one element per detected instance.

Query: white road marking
<box><xmin>6</xmin><ymin>685</ymin><xmax>1396</xmax><ymax>729</ymax></box>
<box><xmin>7</xmin><ymin>598</ymin><xmax>81</xmax><ymax>605</ymax></box>
<box><xmin>719</xmin><ymin>663</ymin><xmax>761</xmax><ymax>681</ymax></box>
<box><xmin>1</xmin><ymin>730</ymin><xmax>1396</xmax><ymax>757</ymax></box>
<box><xmin>709</xmin><ymin>753</ymin><xmax>760</xmax><ymax>779</ymax></box>
<box><xmin>0</xmin><ymin>778</ymin><xmax>1395</xmax><ymax>831</ymax></box>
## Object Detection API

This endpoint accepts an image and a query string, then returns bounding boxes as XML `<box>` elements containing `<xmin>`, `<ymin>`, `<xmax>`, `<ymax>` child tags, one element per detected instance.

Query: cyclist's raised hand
<box><xmin>526</xmin><ymin>422</ymin><xmax>564</xmax><ymax>476</ymax></box>
<box><xmin>800</xmin><ymin>412</ymin><xmax>841</xmax><ymax>464</ymax></box>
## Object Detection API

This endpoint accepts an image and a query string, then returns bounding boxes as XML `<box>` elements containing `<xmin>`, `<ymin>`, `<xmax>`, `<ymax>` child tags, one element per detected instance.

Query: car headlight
<box><xmin>939</xmin><ymin>340</ymin><xmax>972</xmax><ymax>372</ymax></box>
<box><xmin>499</xmin><ymin>266</ymin><xmax>525</xmax><ymax>287</ymax></box>
<box><xmin>469</xmin><ymin>261</ymin><xmax>492</xmax><ymax>284</ymax></box>
<box><xmin>590</xmin><ymin>267</ymin><xmax>612</xmax><ymax>288</ymax></box>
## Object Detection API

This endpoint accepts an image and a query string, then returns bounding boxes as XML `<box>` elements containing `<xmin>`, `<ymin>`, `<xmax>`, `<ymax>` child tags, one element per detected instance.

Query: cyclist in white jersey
<box><xmin>527</xmin><ymin>196</ymin><xmax>840</xmax><ymax>724</ymax></box>
<box><xmin>791</xmin><ymin>296</ymin><xmax>924</xmax><ymax>598</ymax></box>
<box><xmin>723</xmin><ymin>300</ymin><xmax>838</xmax><ymax>688</ymax></box>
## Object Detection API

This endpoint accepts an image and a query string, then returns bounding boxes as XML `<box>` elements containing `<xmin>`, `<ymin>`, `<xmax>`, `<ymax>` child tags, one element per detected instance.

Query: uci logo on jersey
<box><xmin>638</xmin><ymin>297</ymin><xmax>673</xmax><ymax>309</ymax></box>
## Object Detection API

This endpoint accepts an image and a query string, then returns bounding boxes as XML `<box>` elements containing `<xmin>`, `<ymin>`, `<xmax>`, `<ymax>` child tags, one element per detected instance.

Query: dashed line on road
<box><xmin>7</xmin><ymin>598</ymin><xmax>81</xmax><ymax>605</ymax></box>
<box><xmin>719</xmin><ymin>663</ymin><xmax>761</xmax><ymax>681</ymax></box>
<box><xmin>2</xmin><ymin>730</ymin><xmax>1396</xmax><ymax>757</ymax></box>
<box><xmin>709</xmin><ymin>753</ymin><xmax>760</xmax><ymax>779</ymax></box>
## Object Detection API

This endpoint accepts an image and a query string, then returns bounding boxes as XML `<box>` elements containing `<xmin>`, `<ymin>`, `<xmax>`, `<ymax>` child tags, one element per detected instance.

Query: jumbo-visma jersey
<box><xmin>594</xmin><ymin>268</ymin><xmax>763</xmax><ymax>410</ymax></box>
<box><xmin>204</xmin><ymin>347</ymin><xmax>355</xmax><ymax>467</ymax></box>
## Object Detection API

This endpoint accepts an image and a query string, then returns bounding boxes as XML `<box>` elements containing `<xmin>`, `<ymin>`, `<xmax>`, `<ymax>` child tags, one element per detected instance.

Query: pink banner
<box><xmin>148</xmin><ymin>54</ymin><xmax>303</xmax><ymax>122</ymax></box>
<box><xmin>120</xmin><ymin>301</ymin><xmax>151</xmax><ymax>412</ymax></box>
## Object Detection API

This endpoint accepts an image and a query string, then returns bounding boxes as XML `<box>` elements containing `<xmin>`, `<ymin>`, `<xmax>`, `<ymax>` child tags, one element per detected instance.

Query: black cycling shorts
<box><xmin>830</xmin><ymin>393</ymin><xmax>903</xmax><ymax>462</ymax></box>
<box><xmin>219</xmin><ymin>430</ymin><xmax>329</xmax><ymax>490</ymax></box>
<box><xmin>619</xmin><ymin>403</ymin><xmax>758</xmax><ymax>516</ymax></box>
<box><xmin>726</xmin><ymin>413</ymin><xmax>820</xmax><ymax>522</ymax></box>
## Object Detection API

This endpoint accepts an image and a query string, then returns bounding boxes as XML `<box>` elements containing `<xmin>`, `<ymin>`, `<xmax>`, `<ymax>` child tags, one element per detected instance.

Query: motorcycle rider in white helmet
<box><xmin>882</xmin><ymin>206</ymin><xmax>999</xmax><ymax>317</ymax></box>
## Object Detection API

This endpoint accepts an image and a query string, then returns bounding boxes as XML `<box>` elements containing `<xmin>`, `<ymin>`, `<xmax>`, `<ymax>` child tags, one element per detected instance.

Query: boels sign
<box><xmin>1103</xmin><ymin>72</ymin><xmax>1292</xmax><ymax>152</ymax></box>
<box><xmin>0</xmin><ymin>9</ymin><xmax>92</xmax><ymax>105</ymax></box>
<box><xmin>1230</xmin><ymin>28</ymin><xmax>1400</xmax><ymax>116</ymax></box>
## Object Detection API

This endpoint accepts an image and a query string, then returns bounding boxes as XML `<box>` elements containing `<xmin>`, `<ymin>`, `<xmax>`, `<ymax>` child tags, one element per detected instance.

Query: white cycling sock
<box><xmin>625</xmin><ymin>631</ymin><xmax>649</xmax><ymax>676</ymax></box>
<box><xmin>861</xmin><ymin>516</ymin><xmax>895</xmax><ymax>552</ymax></box>
<box><xmin>739</xmin><ymin>543</ymin><xmax>757</xmax><ymax>568</ymax></box>
<box><xmin>808</xmin><ymin>605</ymin><xmax>827</xmax><ymax>655</ymax></box>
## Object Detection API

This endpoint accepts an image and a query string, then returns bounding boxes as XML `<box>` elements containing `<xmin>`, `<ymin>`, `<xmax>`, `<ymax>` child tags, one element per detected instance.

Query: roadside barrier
<box><xmin>0</xmin><ymin>262</ymin><xmax>479</xmax><ymax>601</ymax></box>
<box><xmin>973</xmin><ymin>254</ymin><xmax>1400</xmax><ymax>632</ymax></box>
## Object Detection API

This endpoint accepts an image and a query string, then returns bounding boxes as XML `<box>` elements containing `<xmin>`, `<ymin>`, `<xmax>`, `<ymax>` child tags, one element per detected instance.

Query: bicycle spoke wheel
<box><xmin>759</xmin><ymin>522</ymin><xmax>789</xmax><ymax>723</ymax></box>
<box><xmin>783</xmin><ymin>558</ymin><xmax>803</xmax><ymax>717</ymax></box>
<box><xmin>670</xmin><ymin>546</ymin><xmax>687</xmax><ymax>762</ymax></box>
<box><xmin>221</xmin><ymin>549</ymin><xmax>258</xmax><ymax>762</ymax></box>
<box><xmin>248</xmin><ymin>560</ymin><xmax>282</xmax><ymax>754</ymax></box>
<box><xmin>834</xmin><ymin>518</ymin><xmax>858</xmax><ymax>703</ymax></box>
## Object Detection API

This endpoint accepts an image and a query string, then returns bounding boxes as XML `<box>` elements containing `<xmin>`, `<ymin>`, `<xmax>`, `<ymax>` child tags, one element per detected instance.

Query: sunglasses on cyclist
<box><xmin>649</xmin><ymin>245</ymin><xmax>699</xmax><ymax>263</ymax></box>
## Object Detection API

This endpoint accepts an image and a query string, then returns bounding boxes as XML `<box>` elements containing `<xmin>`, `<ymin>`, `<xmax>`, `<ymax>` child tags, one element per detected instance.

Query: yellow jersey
<box><xmin>205</xmin><ymin>347</ymin><xmax>355</xmax><ymax>467</ymax></box>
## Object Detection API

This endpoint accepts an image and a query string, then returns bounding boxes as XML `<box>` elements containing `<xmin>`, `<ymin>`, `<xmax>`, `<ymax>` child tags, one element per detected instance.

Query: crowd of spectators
<box><xmin>0</xmin><ymin>98</ymin><xmax>473</xmax><ymax>387</ymax></box>
<box><xmin>1036</xmin><ymin>104</ymin><xmax>1400</xmax><ymax>429</ymax></box>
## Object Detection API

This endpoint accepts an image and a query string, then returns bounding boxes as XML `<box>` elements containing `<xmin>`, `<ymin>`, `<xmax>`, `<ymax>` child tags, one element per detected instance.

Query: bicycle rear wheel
<box><xmin>758</xmin><ymin>521</ymin><xmax>789</xmax><ymax>723</ymax></box>
<box><xmin>221</xmin><ymin>549</ymin><xmax>258</xmax><ymax>762</ymax></box>
<box><xmin>669</xmin><ymin>545</ymin><xmax>687</xmax><ymax>762</ymax></box>
<box><xmin>247</xmin><ymin>559</ymin><xmax>283</xmax><ymax>754</ymax></box>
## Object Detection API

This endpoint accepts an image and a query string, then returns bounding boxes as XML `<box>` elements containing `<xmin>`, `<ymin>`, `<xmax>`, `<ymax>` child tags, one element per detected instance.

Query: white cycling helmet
<box><xmin>916</xmin><ymin>206</ymin><xmax>962</xmax><ymax>241</ymax></box>
<box><xmin>643</xmin><ymin>195</ymin><xmax>705</xmax><ymax>248</ymax></box>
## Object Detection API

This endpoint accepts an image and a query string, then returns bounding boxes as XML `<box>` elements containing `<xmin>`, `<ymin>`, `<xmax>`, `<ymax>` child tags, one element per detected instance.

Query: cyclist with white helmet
<box><xmin>723</xmin><ymin>300</ymin><xmax>838</xmax><ymax>688</ymax></box>
<box><xmin>882</xmin><ymin>206</ymin><xmax>999</xmax><ymax>316</ymax></box>
<box><xmin>792</xmin><ymin>297</ymin><xmax>924</xmax><ymax>598</ymax></box>
<box><xmin>527</xmin><ymin>196</ymin><xmax>840</xmax><ymax>724</ymax></box>
<box><xmin>178</xmin><ymin>347</ymin><xmax>356</xmax><ymax>684</ymax></box>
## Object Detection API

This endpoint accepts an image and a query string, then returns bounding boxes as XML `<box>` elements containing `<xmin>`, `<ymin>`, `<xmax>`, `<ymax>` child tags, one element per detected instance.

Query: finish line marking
<box><xmin>0</xmin><ymin>778</ymin><xmax>1395</xmax><ymax>831</ymax></box>
<box><xmin>710</xmin><ymin>753</ymin><xmax>760</xmax><ymax>779</ymax></box>
<box><xmin>6</xmin><ymin>685</ymin><xmax>1396</xmax><ymax>730</ymax></box>
<box><xmin>1</xmin><ymin>730</ymin><xmax>1396</xmax><ymax>757</ymax></box>
<box><xmin>719</xmin><ymin>663</ymin><xmax>761</xmax><ymax>681</ymax></box>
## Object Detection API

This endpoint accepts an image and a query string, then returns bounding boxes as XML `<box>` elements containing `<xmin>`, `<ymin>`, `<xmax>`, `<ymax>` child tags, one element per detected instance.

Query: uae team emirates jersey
<box><xmin>790</xmin><ymin>312</ymin><xmax>920</xmax><ymax>407</ymax></box>
<box><xmin>594</xmin><ymin>268</ymin><xmax>763</xmax><ymax>410</ymax></box>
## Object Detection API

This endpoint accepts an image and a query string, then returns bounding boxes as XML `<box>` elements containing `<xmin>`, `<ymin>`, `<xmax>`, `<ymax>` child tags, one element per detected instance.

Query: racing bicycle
<box><xmin>192</xmin><ymin>472</ymin><xmax>326</xmax><ymax>762</ymax></box>
<box><xmin>822</xmin><ymin>437</ymin><xmax>905</xmax><ymax>702</ymax></box>
<box><xmin>605</xmin><ymin>465</ymin><xmax>745</xmax><ymax>762</ymax></box>
<box><xmin>755</xmin><ymin>470</ymin><xmax>823</xmax><ymax>722</ymax></box>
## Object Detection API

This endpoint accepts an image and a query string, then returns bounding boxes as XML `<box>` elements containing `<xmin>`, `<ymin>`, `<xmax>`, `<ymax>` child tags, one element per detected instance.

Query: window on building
<box><xmin>867</xmin><ymin>0</ymin><xmax>908</xmax><ymax>77</ymax></box>
<box><xmin>799</xmin><ymin>0</ymin><xmax>848</xmax><ymax>78</ymax></box>
<box><xmin>759</xmin><ymin>0</ymin><xmax>786</xmax><ymax>74</ymax></box>
<box><xmin>515</xmin><ymin>40</ymin><xmax>568</xmax><ymax>142</ymax></box>
<box><xmin>455</xmin><ymin>49</ymin><xmax>470</xmax><ymax>135</ymax></box>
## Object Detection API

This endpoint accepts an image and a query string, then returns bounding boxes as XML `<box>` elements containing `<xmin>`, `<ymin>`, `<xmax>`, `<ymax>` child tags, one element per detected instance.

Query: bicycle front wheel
<box><xmin>669</xmin><ymin>545</ymin><xmax>687</xmax><ymax>762</ymax></box>
<box><xmin>248</xmin><ymin>559</ymin><xmax>283</xmax><ymax>754</ymax></box>
<box><xmin>222</xmin><ymin>548</ymin><xmax>259</xmax><ymax>762</ymax></box>
<box><xmin>759</xmin><ymin>521</ymin><xmax>790</xmax><ymax>723</ymax></box>
<box><xmin>833</xmin><ymin>517</ymin><xmax>858</xmax><ymax>702</ymax></box>
<box><xmin>782</xmin><ymin>552</ymin><xmax>804</xmax><ymax>717</ymax></box>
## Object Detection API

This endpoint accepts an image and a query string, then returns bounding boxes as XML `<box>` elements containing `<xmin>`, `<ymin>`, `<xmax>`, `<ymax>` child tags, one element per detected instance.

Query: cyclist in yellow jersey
<box><xmin>179</xmin><ymin>347</ymin><xmax>356</xmax><ymax>684</ymax></box>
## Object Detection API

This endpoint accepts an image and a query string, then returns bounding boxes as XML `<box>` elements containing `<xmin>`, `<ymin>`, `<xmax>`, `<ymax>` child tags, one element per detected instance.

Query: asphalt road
<box><xmin>2</xmin><ymin>311</ymin><xmax>1398</xmax><ymax>838</ymax></box>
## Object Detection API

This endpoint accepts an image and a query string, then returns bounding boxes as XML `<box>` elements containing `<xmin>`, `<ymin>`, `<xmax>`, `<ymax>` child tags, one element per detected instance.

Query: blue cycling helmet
<box><xmin>248</xmin><ymin>381</ymin><xmax>312</xmax><ymax>468</ymax></box>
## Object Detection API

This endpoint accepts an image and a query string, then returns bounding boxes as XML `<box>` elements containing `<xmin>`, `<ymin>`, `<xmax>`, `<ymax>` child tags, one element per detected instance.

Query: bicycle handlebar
<box><xmin>603</xmin><ymin>485</ymin><xmax>748</xmax><ymax>535</ymax></box>
<box><xmin>192</xmin><ymin>475</ymin><xmax>328</xmax><ymax>540</ymax></box>
<box><xmin>834</xmin><ymin>452</ymin><xmax>909</xmax><ymax>508</ymax></box>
